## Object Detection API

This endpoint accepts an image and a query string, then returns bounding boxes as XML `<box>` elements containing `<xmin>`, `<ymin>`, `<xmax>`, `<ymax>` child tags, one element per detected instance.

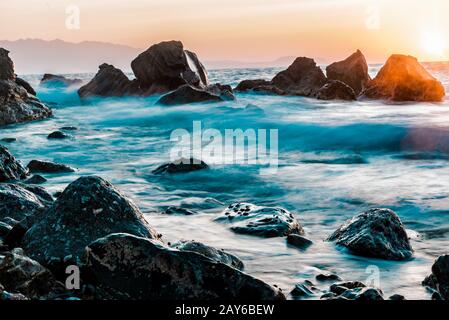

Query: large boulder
<box><xmin>422</xmin><ymin>255</ymin><xmax>449</xmax><ymax>300</ymax></box>
<box><xmin>131</xmin><ymin>40</ymin><xmax>209</xmax><ymax>93</ymax></box>
<box><xmin>216</xmin><ymin>203</ymin><xmax>304</xmax><ymax>238</ymax></box>
<box><xmin>363</xmin><ymin>54</ymin><xmax>445</xmax><ymax>102</ymax></box>
<box><xmin>0</xmin><ymin>48</ymin><xmax>51</xmax><ymax>126</ymax></box>
<box><xmin>326</xmin><ymin>50</ymin><xmax>371</xmax><ymax>95</ymax></box>
<box><xmin>327</xmin><ymin>208</ymin><xmax>413</xmax><ymax>260</ymax></box>
<box><xmin>0</xmin><ymin>248</ymin><xmax>65</xmax><ymax>299</ymax></box>
<box><xmin>0</xmin><ymin>183</ymin><xmax>53</xmax><ymax>221</ymax></box>
<box><xmin>78</xmin><ymin>63</ymin><xmax>140</xmax><ymax>99</ymax></box>
<box><xmin>22</xmin><ymin>176</ymin><xmax>160</xmax><ymax>265</ymax></box>
<box><xmin>272</xmin><ymin>57</ymin><xmax>327</xmax><ymax>96</ymax></box>
<box><xmin>315</xmin><ymin>80</ymin><xmax>357</xmax><ymax>101</ymax></box>
<box><xmin>157</xmin><ymin>85</ymin><xmax>225</xmax><ymax>106</ymax></box>
<box><xmin>40</xmin><ymin>74</ymin><xmax>83</xmax><ymax>88</ymax></box>
<box><xmin>0</xmin><ymin>146</ymin><xmax>28</xmax><ymax>182</ymax></box>
<box><xmin>85</xmin><ymin>233</ymin><xmax>285</xmax><ymax>300</ymax></box>
<box><xmin>170</xmin><ymin>240</ymin><xmax>244</xmax><ymax>270</ymax></box>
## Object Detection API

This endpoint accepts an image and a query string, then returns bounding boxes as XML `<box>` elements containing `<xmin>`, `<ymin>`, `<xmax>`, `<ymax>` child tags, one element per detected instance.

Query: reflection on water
<box><xmin>1</xmin><ymin>63</ymin><xmax>449</xmax><ymax>299</ymax></box>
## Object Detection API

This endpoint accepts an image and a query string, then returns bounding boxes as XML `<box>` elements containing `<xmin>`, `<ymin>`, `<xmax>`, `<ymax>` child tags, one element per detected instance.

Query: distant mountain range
<box><xmin>0</xmin><ymin>39</ymin><xmax>307</xmax><ymax>75</ymax></box>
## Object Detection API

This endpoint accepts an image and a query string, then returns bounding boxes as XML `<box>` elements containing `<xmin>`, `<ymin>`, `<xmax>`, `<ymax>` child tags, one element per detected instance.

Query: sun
<box><xmin>421</xmin><ymin>29</ymin><xmax>447</xmax><ymax>57</ymax></box>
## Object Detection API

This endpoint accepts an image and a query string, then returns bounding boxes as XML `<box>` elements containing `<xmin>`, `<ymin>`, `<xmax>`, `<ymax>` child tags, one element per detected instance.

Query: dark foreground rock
<box><xmin>40</xmin><ymin>74</ymin><xmax>82</xmax><ymax>87</ymax></box>
<box><xmin>422</xmin><ymin>255</ymin><xmax>449</xmax><ymax>300</ymax></box>
<box><xmin>157</xmin><ymin>85</ymin><xmax>225</xmax><ymax>106</ymax></box>
<box><xmin>170</xmin><ymin>240</ymin><xmax>244</xmax><ymax>270</ymax></box>
<box><xmin>0</xmin><ymin>248</ymin><xmax>65</xmax><ymax>299</ymax></box>
<box><xmin>0</xmin><ymin>145</ymin><xmax>28</xmax><ymax>182</ymax></box>
<box><xmin>0</xmin><ymin>48</ymin><xmax>52</xmax><ymax>126</ymax></box>
<box><xmin>153</xmin><ymin>158</ymin><xmax>209</xmax><ymax>174</ymax></box>
<box><xmin>27</xmin><ymin>160</ymin><xmax>75</xmax><ymax>174</ymax></box>
<box><xmin>315</xmin><ymin>80</ymin><xmax>356</xmax><ymax>101</ymax></box>
<box><xmin>286</xmin><ymin>234</ymin><xmax>313</xmax><ymax>250</ymax></box>
<box><xmin>23</xmin><ymin>176</ymin><xmax>160</xmax><ymax>265</ymax></box>
<box><xmin>216</xmin><ymin>203</ymin><xmax>304</xmax><ymax>238</ymax></box>
<box><xmin>25</xmin><ymin>175</ymin><xmax>47</xmax><ymax>185</ymax></box>
<box><xmin>327</xmin><ymin>208</ymin><xmax>413</xmax><ymax>260</ymax></box>
<box><xmin>323</xmin><ymin>281</ymin><xmax>383</xmax><ymax>300</ymax></box>
<box><xmin>47</xmin><ymin>130</ymin><xmax>70</xmax><ymax>140</ymax></box>
<box><xmin>326</xmin><ymin>50</ymin><xmax>371</xmax><ymax>95</ymax></box>
<box><xmin>15</xmin><ymin>77</ymin><xmax>36</xmax><ymax>96</ymax></box>
<box><xmin>272</xmin><ymin>57</ymin><xmax>327</xmax><ymax>96</ymax></box>
<box><xmin>234</xmin><ymin>79</ymin><xmax>285</xmax><ymax>95</ymax></box>
<box><xmin>85</xmin><ymin>233</ymin><xmax>284</xmax><ymax>300</ymax></box>
<box><xmin>78</xmin><ymin>64</ymin><xmax>141</xmax><ymax>99</ymax></box>
<box><xmin>0</xmin><ymin>183</ymin><xmax>53</xmax><ymax>221</ymax></box>
<box><xmin>290</xmin><ymin>280</ymin><xmax>319</xmax><ymax>299</ymax></box>
<box><xmin>363</xmin><ymin>54</ymin><xmax>445</xmax><ymax>102</ymax></box>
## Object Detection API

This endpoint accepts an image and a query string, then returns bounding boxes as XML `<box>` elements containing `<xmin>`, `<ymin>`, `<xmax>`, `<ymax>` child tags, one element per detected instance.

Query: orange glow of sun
<box><xmin>421</xmin><ymin>29</ymin><xmax>447</xmax><ymax>57</ymax></box>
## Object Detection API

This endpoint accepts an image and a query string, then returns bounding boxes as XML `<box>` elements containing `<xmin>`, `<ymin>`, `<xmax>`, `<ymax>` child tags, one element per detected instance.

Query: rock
<box><xmin>0</xmin><ymin>183</ymin><xmax>53</xmax><ymax>221</ymax></box>
<box><xmin>216</xmin><ymin>203</ymin><xmax>304</xmax><ymax>238</ymax></box>
<box><xmin>327</xmin><ymin>208</ymin><xmax>413</xmax><ymax>260</ymax></box>
<box><xmin>323</xmin><ymin>281</ymin><xmax>383</xmax><ymax>300</ymax></box>
<box><xmin>206</xmin><ymin>83</ymin><xmax>236</xmax><ymax>101</ymax></box>
<box><xmin>157</xmin><ymin>85</ymin><xmax>224</xmax><ymax>106</ymax></box>
<box><xmin>25</xmin><ymin>175</ymin><xmax>47</xmax><ymax>185</ymax></box>
<box><xmin>78</xmin><ymin>63</ymin><xmax>140</xmax><ymax>99</ymax></box>
<box><xmin>286</xmin><ymin>234</ymin><xmax>313</xmax><ymax>250</ymax></box>
<box><xmin>326</xmin><ymin>50</ymin><xmax>371</xmax><ymax>95</ymax></box>
<box><xmin>0</xmin><ymin>48</ymin><xmax>15</xmax><ymax>80</ymax></box>
<box><xmin>0</xmin><ymin>145</ymin><xmax>28</xmax><ymax>182</ymax></box>
<box><xmin>329</xmin><ymin>281</ymin><xmax>366</xmax><ymax>295</ymax></box>
<box><xmin>40</xmin><ymin>74</ymin><xmax>83</xmax><ymax>87</ymax></box>
<box><xmin>234</xmin><ymin>79</ymin><xmax>285</xmax><ymax>95</ymax></box>
<box><xmin>363</xmin><ymin>54</ymin><xmax>445</xmax><ymax>102</ymax></box>
<box><xmin>291</xmin><ymin>280</ymin><xmax>319</xmax><ymax>298</ymax></box>
<box><xmin>153</xmin><ymin>157</ymin><xmax>209</xmax><ymax>174</ymax></box>
<box><xmin>23</xmin><ymin>176</ymin><xmax>160</xmax><ymax>265</ymax></box>
<box><xmin>131</xmin><ymin>40</ymin><xmax>209</xmax><ymax>93</ymax></box>
<box><xmin>0</xmin><ymin>48</ymin><xmax>52</xmax><ymax>126</ymax></box>
<box><xmin>170</xmin><ymin>240</ymin><xmax>244</xmax><ymax>270</ymax></box>
<box><xmin>315</xmin><ymin>80</ymin><xmax>357</xmax><ymax>100</ymax></box>
<box><xmin>272</xmin><ymin>57</ymin><xmax>327</xmax><ymax>96</ymax></box>
<box><xmin>60</xmin><ymin>126</ymin><xmax>78</xmax><ymax>131</ymax></box>
<box><xmin>0</xmin><ymin>248</ymin><xmax>65</xmax><ymax>299</ymax></box>
<box><xmin>85</xmin><ymin>233</ymin><xmax>284</xmax><ymax>300</ymax></box>
<box><xmin>0</xmin><ymin>221</ymin><xmax>12</xmax><ymax>239</ymax></box>
<box><xmin>27</xmin><ymin>160</ymin><xmax>75</xmax><ymax>174</ymax></box>
<box><xmin>47</xmin><ymin>131</ymin><xmax>69</xmax><ymax>139</ymax></box>
<box><xmin>162</xmin><ymin>206</ymin><xmax>196</xmax><ymax>215</ymax></box>
<box><xmin>315</xmin><ymin>273</ymin><xmax>342</xmax><ymax>282</ymax></box>
<box><xmin>422</xmin><ymin>255</ymin><xmax>449</xmax><ymax>300</ymax></box>
<box><xmin>4</xmin><ymin>218</ymin><xmax>31</xmax><ymax>249</ymax></box>
<box><xmin>1</xmin><ymin>138</ymin><xmax>16</xmax><ymax>143</ymax></box>
<box><xmin>389</xmin><ymin>294</ymin><xmax>405</xmax><ymax>300</ymax></box>
<box><xmin>15</xmin><ymin>77</ymin><xmax>36</xmax><ymax>96</ymax></box>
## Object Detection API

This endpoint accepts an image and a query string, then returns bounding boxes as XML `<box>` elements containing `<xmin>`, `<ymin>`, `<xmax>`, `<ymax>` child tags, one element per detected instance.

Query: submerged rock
<box><xmin>272</xmin><ymin>57</ymin><xmax>327</xmax><ymax>96</ymax></box>
<box><xmin>234</xmin><ymin>79</ymin><xmax>285</xmax><ymax>95</ymax></box>
<box><xmin>291</xmin><ymin>280</ymin><xmax>319</xmax><ymax>299</ymax></box>
<box><xmin>40</xmin><ymin>74</ymin><xmax>82</xmax><ymax>87</ymax></box>
<box><xmin>422</xmin><ymin>255</ymin><xmax>449</xmax><ymax>300</ymax></box>
<box><xmin>47</xmin><ymin>130</ymin><xmax>70</xmax><ymax>140</ymax></box>
<box><xmin>170</xmin><ymin>240</ymin><xmax>244</xmax><ymax>270</ymax></box>
<box><xmin>216</xmin><ymin>203</ymin><xmax>304</xmax><ymax>238</ymax></box>
<box><xmin>157</xmin><ymin>85</ymin><xmax>224</xmax><ymax>106</ymax></box>
<box><xmin>78</xmin><ymin>63</ymin><xmax>140</xmax><ymax>99</ymax></box>
<box><xmin>316</xmin><ymin>273</ymin><xmax>342</xmax><ymax>282</ymax></box>
<box><xmin>27</xmin><ymin>160</ymin><xmax>75</xmax><ymax>174</ymax></box>
<box><xmin>327</xmin><ymin>208</ymin><xmax>413</xmax><ymax>260</ymax></box>
<box><xmin>286</xmin><ymin>234</ymin><xmax>313</xmax><ymax>250</ymax></box>
<box><xmin>25</xmin><ymin>175</ymin><xmax>47</xmax><ymax>185</ymax></box>
<box><xmin>0</xmin><ymin>48</ymin><xmax>52</xmax><ymax>126</ymax></box>
<box><xmin>363</xmin><ymin>54</ymin><xmax>445</xmax><ymax>102</ymax></box>
<box><xmin>85</xmin><ymin>233</ymin><xmax>284</xmax><ymax>300</ymax></box>
<box><xmin>0</xmin><ymin>248</ymin><xmax>65</xmax><ymax>299</ymax></box>
<box><xmin>326</xmin><ymin>50</ymin><xmax>371</xmax><ymax>95</ymax></box>
<box><xmin>0</xmin><ymin>146</ymin><xmax>28</xmax><ymax>182</ymax></box>
<box><xmin>23</xmin><ymin>176</ymin><xmax>160</xmax><ymax>265</ymax></box>
<box><xmin>162</xmin><ymin>206</ymin><xmax>196</xmax><ymax>215</ymax></box>
<box><xmin>315</xmin><ymin>80</ymin><xmax>356</xmax><ymax>101</ymax></box>
<box><xmin>153</xmin><ymin>158</ymin><xmax>209</xmax><ymax>174</ymax></box>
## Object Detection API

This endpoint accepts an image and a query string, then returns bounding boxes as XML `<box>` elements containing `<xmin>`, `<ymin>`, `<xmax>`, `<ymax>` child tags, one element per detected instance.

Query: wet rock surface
<box><xmin>327</xmin><ymin>208</ymin><xmax>413</xmax><ymax>260</ymax></box>
<box><xmin>85</xmin><ymin>233</ymin><xmax>284</xmax><ymax>300</ymax></box>
<box><xmin>157</xmin><ymin>85</ymin><xmax>224</xmax><ymax>106</ymax></box>
<box><xmin>321</xmin><ymin>281</ymin><xmax>384</xmax><ymax>300</ymax></box>
<box><xmin>0</xmin><ymin>145</ymin><xmax>28</xmax><ymax>182</ymax></box>
<box><xmin>422</xmin><ymin>255</ymin><xmax>449</xmax><ymax>300</ymax></box>
<box><xmin>286</xmin><ymin>234</ymin><xmax>313</xmax><ymax>250</ymax></box>
<box><xmin>162</xmin><ymin>206</ymin><xmax>196</xmax><ymax>215</ymax></box>
<box><xmin>15</xmin><ymin>77</ymin><xmax>36</xmax><ymax>96</ymax></box>
<box><xmin>315</xmin><ymin>80</ymin><xmax>357</xmax><ymax>101</ymax></box>
<box><xmin>40</xmin><ymin>74</ymin><xmax>83</xmax><ymax>87</ymax></box>
<box><xmin>290</xmin><ymin>280</ymin><xmax>319</xmax><ymax>299</ymax></box>
<box><xmin>216</xmin><ymin>203</ymin><xmax>304</xmax><ymax>238</ymax></box>
<box><xmin>363</xmin><ymin>54</ymin><xmax>445</xmax><ymax>102</ymax></box>
<box><xmin>170</xmin><ymin>240</ymin><xmax>244</xmax><ymax>270</ymax></box>
<box><xmin>23</xmin><ymin>176</ymin><xmax>160</xmax><ymax>265</ymax></box>
<box><xmin>47</xmin><ymin>130</ymin><xmax>70</xmax><ymax>139</ymax></box>
<box><xmin>153</xmin><ymin>158</ymin><xmax>209</xmax><ymax>174</ymax></box>
<box><xmin>27</xmin><ymin>160</ymin><xmax>75</xmax><ymax>174</ymax></box>
<box><xmin>25</xmin><ymin>175</ymin><xmax>47</xmax><ymax>185</ymax></box>
<box><xmin>234</xmin><ymin>79</ymin><xmax>285</xmax><ymax>95</ymax></box>
<box><xmin>326</xmin><ymin>50</ymin><xmax>371</xmax><ymax>95</ymax></box>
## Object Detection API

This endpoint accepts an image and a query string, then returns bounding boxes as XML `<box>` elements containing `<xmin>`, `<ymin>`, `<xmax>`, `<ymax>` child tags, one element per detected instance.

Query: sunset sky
<box><xmin>0</xmin><ymin>0</ymin><xmax>448</xmax><ymax>63</ymax></box>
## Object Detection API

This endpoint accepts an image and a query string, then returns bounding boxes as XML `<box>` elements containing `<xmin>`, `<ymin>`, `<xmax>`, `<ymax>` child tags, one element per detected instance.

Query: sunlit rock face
<box><xmin>363</xmin><ymin>54</ymin><xmax>446</xmax><ymax>102</ymax></box>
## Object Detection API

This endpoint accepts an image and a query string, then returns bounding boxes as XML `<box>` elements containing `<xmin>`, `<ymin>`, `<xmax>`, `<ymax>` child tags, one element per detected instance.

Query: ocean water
<box><xmin>2</xmin><ymin>63</ymin><xmax>449</xmax><ymax>299</ymax></box>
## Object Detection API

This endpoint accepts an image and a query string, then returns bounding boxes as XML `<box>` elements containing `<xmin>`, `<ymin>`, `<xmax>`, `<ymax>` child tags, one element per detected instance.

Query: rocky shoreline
<box><xmin>1</xmin><ymin>40</ymin><xmax>448</xmax><ymax>300</ymax></box>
